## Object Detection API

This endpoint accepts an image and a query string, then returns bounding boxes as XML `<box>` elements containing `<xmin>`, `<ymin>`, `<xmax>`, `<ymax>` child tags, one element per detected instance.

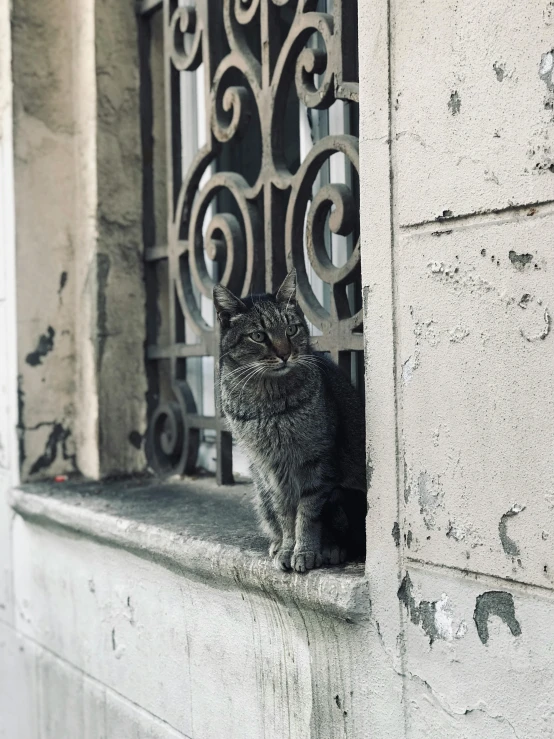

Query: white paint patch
<box><xmin>434</xmin><ymin>594</ymin><xmax>454</xmax><ymax>641</ymax></box>
<box><xmin>402</xmin><ymin>355</ymin><xmax>415</xmax><ymax>384</ymax></box>
<box><xmin>539</xmin><ymin>50</ymin><xmax>554</xmax><ymax>91</ymax></box>
<box><xmin>540</xmin><ymin>51</ymin><xmax>554</xmax><ymax>75</ymax></box>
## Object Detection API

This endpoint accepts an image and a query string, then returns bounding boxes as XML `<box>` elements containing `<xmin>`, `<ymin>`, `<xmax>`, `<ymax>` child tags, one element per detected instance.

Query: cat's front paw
<box><xmin>273</xmin><ymin>548</ymin><xmax>293</xmax><ymax>571</ymax></box>
<box><xmin>291</xmin><ymin>550</ymin><xmax>323</xmax><ymax>573</ymax></box>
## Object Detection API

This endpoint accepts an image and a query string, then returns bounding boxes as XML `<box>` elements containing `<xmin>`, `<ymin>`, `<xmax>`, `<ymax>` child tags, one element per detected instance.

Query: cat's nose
<box><xmin>274</xmin><ymin>344</ymin><xmax>291</xmax><ymax>362</ymax></box>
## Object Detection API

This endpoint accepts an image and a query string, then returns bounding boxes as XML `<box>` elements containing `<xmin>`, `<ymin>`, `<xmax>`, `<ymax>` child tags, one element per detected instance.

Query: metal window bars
<box><xmin>138</xmin><ymin>0</ymin><xmax>361</xmax><ymax>484</ymax></box>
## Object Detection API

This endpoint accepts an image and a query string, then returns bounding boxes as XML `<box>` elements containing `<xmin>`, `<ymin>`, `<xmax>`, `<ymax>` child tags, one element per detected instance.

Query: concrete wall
<box><xmin>360</xmin><ymin>0</ymin><xmax>554</xmax><ymax>735</ymax></box>
<box><xmin>10</xmin><ymin>0</ymin><xmax>147</xmax><ymax>481</ymax></box>
<box><xmin>0</xmin><ymin>0</ymin><xmax>26</xmax><ymax>736</ymax></box>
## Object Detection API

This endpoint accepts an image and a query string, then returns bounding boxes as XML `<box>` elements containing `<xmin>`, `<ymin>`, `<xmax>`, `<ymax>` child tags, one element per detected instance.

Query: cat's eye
<box><xmin>250</xmin><ymin>331</ymin><xmax>266</xmax><ymax>343</ymax></box>
<box><xmin>285</xmin><ymin>325</ymin><xmax>298</xmax><ymax>337</ymax></box>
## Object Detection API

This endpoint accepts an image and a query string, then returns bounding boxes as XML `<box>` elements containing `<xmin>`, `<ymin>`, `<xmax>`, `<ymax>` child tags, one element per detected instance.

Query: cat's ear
<box><xmin>213</xmin><ymin>284</ymin><xmax>246</xmax><ymax>327</ymax></box>
<box><xmin>276</xmin><ymin>269</ymin><xmax>297</xmax><ymax>305</ymax></box>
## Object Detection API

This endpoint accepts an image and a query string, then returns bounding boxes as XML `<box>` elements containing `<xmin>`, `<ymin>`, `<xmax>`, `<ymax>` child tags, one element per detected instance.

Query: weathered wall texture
<box><xmin>3</xmin><ymin>0</ymin><xmax>554</xmax><ymax>736</ymax></box>
<box><xmin>0</xmin><ymin>0</ymin><xmax>25</xmax><ymax>736</ymax></box>
<box><xmin>360</xmin><ymin>0</ymin><xmax>554</xmax><ymax>735</ymax></box>
<box><xmin>11</xmin><ymin>0</ymin><xmax>147</xmax><ymax>481</ymax></box>
<box><xmin>10</xmin><ymin>514</ymin><xmax>380</xmax><ymax>739</ymax></box>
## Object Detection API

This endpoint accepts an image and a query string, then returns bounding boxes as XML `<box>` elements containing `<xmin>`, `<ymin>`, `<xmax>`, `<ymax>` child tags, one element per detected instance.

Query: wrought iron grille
<box><xmin>138</xmin><ymin>0</ymin><xmax>361</xmax><ymax>484</ymax></box>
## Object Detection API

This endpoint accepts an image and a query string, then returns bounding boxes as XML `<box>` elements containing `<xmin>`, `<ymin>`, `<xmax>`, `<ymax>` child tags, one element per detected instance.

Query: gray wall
<box><xmin>360</xmin><ymin>0</ymin><xmax>554</xmax><ymax>735</ymax></box>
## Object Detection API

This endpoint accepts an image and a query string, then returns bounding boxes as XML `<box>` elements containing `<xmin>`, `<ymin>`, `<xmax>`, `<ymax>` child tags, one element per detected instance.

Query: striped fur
<box><xmin>214</xmin><ymin>271</ymin><xmax>367</xmax><ymax>572</ymax></box>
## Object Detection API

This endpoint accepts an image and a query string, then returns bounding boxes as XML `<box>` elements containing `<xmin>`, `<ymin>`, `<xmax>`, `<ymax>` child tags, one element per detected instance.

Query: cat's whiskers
<box><xmin>237</xmin><ymin>365</ymin><xmax>266</xmax><ymax>398</ymax></box>
<box><xmin>228</xmin><ymin>371</ymin><xmax>262</xmax><ymax>389</ymax></box>
<box><xmin>225</xmin><ymin>361</ymin><xmax>260</xmax><ymax>379</ymax></box>
<box><xmin>227</xmin><ymin>361</ymin><xmax>264</xmax><ymax>385</ymax></box>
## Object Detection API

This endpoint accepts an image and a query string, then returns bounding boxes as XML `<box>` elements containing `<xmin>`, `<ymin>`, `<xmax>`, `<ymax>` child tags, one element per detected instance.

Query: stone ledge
<box><xmin>9</xmin><ymin>476</ymin><xmax>370</xmax><ymax>623</ymax></box>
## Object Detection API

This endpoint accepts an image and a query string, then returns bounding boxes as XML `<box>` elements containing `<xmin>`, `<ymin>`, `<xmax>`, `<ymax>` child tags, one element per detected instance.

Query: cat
<box><xmin>213</xmin><ymin>270</ymin><xmax>367</xmax><ymax>573</ymax></box>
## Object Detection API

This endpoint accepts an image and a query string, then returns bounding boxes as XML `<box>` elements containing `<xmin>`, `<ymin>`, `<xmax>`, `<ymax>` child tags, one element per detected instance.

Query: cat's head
<box><xmin>213</xmin><ymin>270</ymin><xmax>311</xmax><ymax>376</ymax></box>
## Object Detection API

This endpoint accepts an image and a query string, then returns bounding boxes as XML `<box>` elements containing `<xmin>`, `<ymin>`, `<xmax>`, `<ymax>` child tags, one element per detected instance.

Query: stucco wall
<box><xmin>360</xmin><ymin>0</ymin><xmax>554</xmax><ymax>735</ymax></box>
<box><xmin>2</xmin><ymin>0</ymin><xmax>554</xmax><ymax>737</ymax></box>
<box><xmin>10</xmin><ymin>0</ymin><xmax>147</xmax><ymax>481</ymax></box>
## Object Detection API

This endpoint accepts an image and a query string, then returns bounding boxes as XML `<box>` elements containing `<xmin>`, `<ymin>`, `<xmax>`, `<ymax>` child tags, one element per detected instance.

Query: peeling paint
<box><xmin>508</xmin><ymin>250</ymin><xmax>533</xmax><ymax>270</ymax></box>
<box><xmin>499</xmin><ymin>504</ymin><xmax>526</xmax><ymax>557</ymax></box>
<box><xmin>402</xmin><ymin>355</ymin><xmax>415</xmax><ymax>384</ymax></box>
<box><xmin>520</xmin><ymin>307</ymin><xmax>551</xmax><ymax>342</ymax></box>
<box><xmin>446</xmin><ymin>521</ymin><xmax>466</xmax><ymax>542</ymax></box>
<box><xmin>518</xmin><ymin>293</ymin><xmax>532</xmax><ymax>309</ymax></box>
<box><xmin>25</xmin><ymin>326</ymin><xmax>55</xmax><ymax>367</ymax></box>
<box><xmin>448</xmin><ymin>91</ymin><xmax>461</xmax><ymax>115</ymax></box>
<box><xmin>398</xmin><ymin>573</ymin><xmax>464</xmax><ymax>645</ymax></box>
<box><xmin>428</xmin><ymin>259</ymin><xmax>550</xmax><ymax>347</ymax></box>
<box><xmin>473</xmin><ymin>591</ymin><xmax>522</xmax><ymax>645</ymax></box>
<box><xmin>391</xmin><ymin>521</ymin><xmax>400</xmax><ymax>547</ymax></box>
<box><xmin>539</xmin><ymin>50</ymin><xmax>554</xmax><ymax>91</ymax></box>
<box><xmin>28</xmin><ymin>422</ymin><xmax>77</xmax><ymax>476</ymax></box>
<box><xmin>493</xmin><ymin>61</ymin><xmax>505</xmax><ymax>82</ymax></box>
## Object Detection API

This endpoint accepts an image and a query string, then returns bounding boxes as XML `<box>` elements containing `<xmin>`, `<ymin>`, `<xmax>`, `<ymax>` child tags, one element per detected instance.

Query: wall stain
<box><xmin>29</xmin><ymin>422</ymin><xmax>77</xmax><ymax>475</ymax></box>
<box><xmin>97</xmin><ymin>253</ymin><xmax>111</xmax><ymax>370</ymax></box>
<box><xmin>17</xmin><ymin>376</ymin><xmax>26</xmax><ymax>466</ymax></box>
<box><xmin>392</xmin><ymin>522</ymin><xmax>401</xmax><ymax>547</ymax></box>
<box><xmin>508</xmin><ymin>251</ymin><xmax>533</xmax><ymax>270</ymax></box>
<box><xmin>493</xmin><ymin>62</ymin><xmax>505</xmax><ymax>81</ymax></box>
<box><xmin>25</xmin><ymin>326</ymin><xmax>55</xmax><ymax>366</ymax></box>
<box><xmin>398</xmin><ymin>573</ymin><xmax>441</xmax><ymax>645</ymax></box>
<box><xmin>518</xmin><ymin>293</ymin><xmax>532</xmax><ymax>309</ymax></box>
<box><xmin>58</xmin><ymin>271</ymin><xmax>68</xmax><ymax>298</ymax></box>
<box><xmin>499</xmin><ymin>504</ymin><xmax>525</xmax><ymax>557</ymax></box>
<box><xmin>474</xmin><ymin>591</ymin><xmax>522</xmax><ymax>645</ymax></box>
<box><xmin>448</xmin><ymin>91</ymin><xmax>461</xmax><ymax>115</ymax></box>
<box><xmin>128</xmin><ymin>431</ymin><xmax>143</xmax><ymax>450</ymax></box>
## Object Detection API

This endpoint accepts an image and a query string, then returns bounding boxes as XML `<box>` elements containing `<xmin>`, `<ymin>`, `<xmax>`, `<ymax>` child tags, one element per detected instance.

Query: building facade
<box><xmin>1</xmin><ymin>1</ymin><xmax>554</xmax><ymax>737</ymax></box>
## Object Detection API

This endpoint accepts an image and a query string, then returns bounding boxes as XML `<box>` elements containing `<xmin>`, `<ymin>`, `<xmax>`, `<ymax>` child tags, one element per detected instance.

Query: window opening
<box><xmin>138</xmin><ymin>0</ymin><xmax>361</xmax><ymax>483</ymax></box>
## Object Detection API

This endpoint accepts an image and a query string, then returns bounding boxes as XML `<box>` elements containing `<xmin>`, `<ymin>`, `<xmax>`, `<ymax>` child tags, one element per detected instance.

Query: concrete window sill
<box><xmin>9</xmin><ymin>477</ymin><xmax>370</xmax><ymax>623</ymax></box>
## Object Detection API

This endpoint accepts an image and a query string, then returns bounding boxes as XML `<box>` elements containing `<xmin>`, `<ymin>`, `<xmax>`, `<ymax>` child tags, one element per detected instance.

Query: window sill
<box><xmin>10</xmin><ymin>477</ymin><xmax>370</xmax><ymax>623</ymax></box>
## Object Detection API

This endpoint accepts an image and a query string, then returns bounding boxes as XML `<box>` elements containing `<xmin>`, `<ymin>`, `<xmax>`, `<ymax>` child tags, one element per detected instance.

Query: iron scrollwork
<box><xmin>142</xmin><ymin>0</ymin><xmax>361</xmax><ymax>483</ymax></box>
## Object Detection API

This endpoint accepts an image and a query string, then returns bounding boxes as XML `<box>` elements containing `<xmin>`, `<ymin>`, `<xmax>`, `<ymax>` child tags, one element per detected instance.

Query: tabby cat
<box><xmin>214</xmin><ymin>270</ymin><xmax>367</xmax><ymax>572</ymax></box>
